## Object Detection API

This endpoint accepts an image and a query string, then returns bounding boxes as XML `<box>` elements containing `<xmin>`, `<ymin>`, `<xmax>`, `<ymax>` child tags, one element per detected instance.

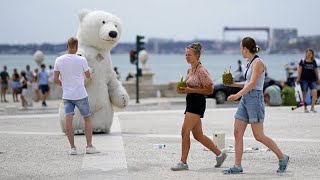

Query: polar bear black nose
<box><xmin>109</xmin><ymin>31</ymin><xmax>117</xmax><ymax>38</ymax></box>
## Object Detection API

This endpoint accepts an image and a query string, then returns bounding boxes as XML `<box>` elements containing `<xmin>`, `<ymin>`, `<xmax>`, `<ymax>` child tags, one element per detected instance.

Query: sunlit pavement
<box><xmin>0</xmin><ymin>96</ymin><xmax>319</xmax><ymax>179</ymax></box>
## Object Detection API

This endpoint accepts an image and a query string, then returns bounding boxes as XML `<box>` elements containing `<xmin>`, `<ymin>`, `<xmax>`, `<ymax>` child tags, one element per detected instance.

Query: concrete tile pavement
<box><xmin>118</xmin><ymin>107</ymin><xmax>320</xmax><ymax>179</ymax></box>
<box><xmin>0</xmin><ymin>95</ymin><xmax>320</xmax><ymax>179</ymax></box>
<box><xmin>78</xmin><ymin>115</ymin><xmax>129</xmax><ymax>180</ymax></box>
<box><xmin>0</xmin><ymin>113</ymin><xmax>129</xmax><ymax>180</ymax></box>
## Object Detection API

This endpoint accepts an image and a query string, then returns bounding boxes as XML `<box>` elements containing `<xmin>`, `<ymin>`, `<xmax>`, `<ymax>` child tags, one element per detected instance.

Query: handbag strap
<box><xmin>244</xmin><ymin>55</ymin><xmax>259</xmax><ymax>80</ymax></box>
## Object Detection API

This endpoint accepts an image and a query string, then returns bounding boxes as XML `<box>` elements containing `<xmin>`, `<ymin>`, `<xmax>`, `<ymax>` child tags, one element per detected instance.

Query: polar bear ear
<box><xmin>79</xmin><ymin>8</ymin><xmax>91</xmax><ymax>21</ymax></box>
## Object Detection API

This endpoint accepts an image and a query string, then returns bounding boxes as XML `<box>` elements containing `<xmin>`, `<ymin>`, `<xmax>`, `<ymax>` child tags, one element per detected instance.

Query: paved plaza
<box><xmin>0</xmin><ymin>97</ymin><xmax>320</xmax><ymax>180</ymax></box>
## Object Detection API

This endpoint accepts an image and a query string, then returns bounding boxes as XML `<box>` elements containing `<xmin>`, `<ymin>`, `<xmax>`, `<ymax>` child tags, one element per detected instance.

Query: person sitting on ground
<box><xmin>281</xmin><ymin>81</ymin><xmax>297</xmax><ymax>106</ymax></box>
<box><xmin>264</xmin><ymin>80</ymin><xmax>282</xmax><ymax>106</ymax></box>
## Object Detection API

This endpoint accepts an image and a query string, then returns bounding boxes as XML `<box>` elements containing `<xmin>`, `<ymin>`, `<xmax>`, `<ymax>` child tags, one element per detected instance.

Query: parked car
<box><xmin>207</xmin><ymin>73</ymin><xmax>282</xmax><ymax>104</ymax></box>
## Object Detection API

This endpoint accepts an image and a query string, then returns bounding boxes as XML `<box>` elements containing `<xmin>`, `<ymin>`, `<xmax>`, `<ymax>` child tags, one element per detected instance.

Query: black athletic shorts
<box><xmin>184</xmin><ymin>93</ymin><xmax>206</xmax><ymax>118</ymax></box>
<box><xmin>39</xmin><ymin>84</ymin><xmax>50</xmax><ymax>94</ymax></box>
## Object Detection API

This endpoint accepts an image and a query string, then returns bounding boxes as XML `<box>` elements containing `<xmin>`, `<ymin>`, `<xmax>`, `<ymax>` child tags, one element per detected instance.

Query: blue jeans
<box><xmin>300</xmin><ymin>80</ymin><xmax>317</xmax><ymax>92</ymax></box>
<box><xmin>63</xmin><ymin>97</ymin><xmax>91</xmax><ymax>117</ymax></box>
<box><xmin>235</xmin><ymin>89</ymin><xmax>265</xmax><ymax>123</ymax></box>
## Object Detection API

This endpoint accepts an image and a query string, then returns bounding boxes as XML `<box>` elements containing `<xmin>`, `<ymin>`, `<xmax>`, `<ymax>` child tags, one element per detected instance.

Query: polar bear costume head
<box><xmin>77</xmin><ymin>9</ymin><xmax>122</xmax><ymax>50</ymax></box>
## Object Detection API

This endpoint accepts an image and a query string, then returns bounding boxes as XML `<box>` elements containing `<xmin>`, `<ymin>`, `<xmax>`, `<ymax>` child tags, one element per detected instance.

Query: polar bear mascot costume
<box><xmin>59</xmin><ymin>9</ymin><xmax>129</xmax><ymax>134</ymax></box>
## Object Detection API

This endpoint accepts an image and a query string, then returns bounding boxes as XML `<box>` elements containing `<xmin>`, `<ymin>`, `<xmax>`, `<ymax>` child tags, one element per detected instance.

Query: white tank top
<box><xmin>244</xmin><ymin>56</ymin><xmax>265</xmax><ymax>91</ymax></box>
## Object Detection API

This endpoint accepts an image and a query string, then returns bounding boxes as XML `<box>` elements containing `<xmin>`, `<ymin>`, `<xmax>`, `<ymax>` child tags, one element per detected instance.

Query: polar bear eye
<box><xmin>102</xmin><ymin>21</ymin><xmax>105</xmax><ymax>24</ymax></box>
<box><xmin>115</xmin><ymin>24</ymin><xmax>118</xmax><ymax>28</ymax></box>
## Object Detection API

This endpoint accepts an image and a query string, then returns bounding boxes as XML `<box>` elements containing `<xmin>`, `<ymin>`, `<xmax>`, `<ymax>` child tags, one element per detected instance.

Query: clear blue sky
<box><xmin>1</xmin><ymin>0</ymin><xmax>319</xmax><ymax>44</ymax></box>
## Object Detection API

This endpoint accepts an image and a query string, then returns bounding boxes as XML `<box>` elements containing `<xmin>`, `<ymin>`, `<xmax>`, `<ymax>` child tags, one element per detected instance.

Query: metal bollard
<box><xmin>206</xmin><ymin>98</ymin><xmax>217</xmax><ymax>108</ymax></box>
<box><xmin>212</xmin><ymin>132</ymin><xmax>225</xmax><ymax>150</ymax></box>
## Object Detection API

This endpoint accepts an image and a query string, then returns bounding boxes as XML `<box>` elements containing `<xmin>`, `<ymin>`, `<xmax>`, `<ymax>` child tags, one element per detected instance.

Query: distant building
<box><xmin>148</xmin><ymin>38</ymin><xmax>174</xmax><ymax>54</ymax></box>
<box><xmin>272</xmin><ymin>28</ymin><xmax>298</xmax><ymax>50</ymax></box>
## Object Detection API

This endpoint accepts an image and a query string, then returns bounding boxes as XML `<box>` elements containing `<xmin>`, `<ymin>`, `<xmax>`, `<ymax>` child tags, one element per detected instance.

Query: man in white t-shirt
<box><xmin>54</xmin><ymin>37</ymin><xmax>99</xmax><ymax>155</ymax></box>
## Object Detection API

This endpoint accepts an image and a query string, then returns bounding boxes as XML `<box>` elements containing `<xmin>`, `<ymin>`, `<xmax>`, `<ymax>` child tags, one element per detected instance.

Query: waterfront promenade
<box><xmin>0</xmin><ymin>96</ymin><xmax>319</xmax><ymax>180</ymax></box>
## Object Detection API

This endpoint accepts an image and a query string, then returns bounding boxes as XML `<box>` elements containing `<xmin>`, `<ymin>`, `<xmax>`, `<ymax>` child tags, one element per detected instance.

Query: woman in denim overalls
<box><xmin>223</xmin><ymin>37</ymin><xmax>289</xmax><ymax>174</ymax></box>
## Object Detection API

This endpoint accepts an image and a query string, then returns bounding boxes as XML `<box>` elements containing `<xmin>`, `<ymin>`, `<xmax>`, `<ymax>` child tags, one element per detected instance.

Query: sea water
<box><xmin>0</xmin><ymin>53</ymin><xmax>306</xmax><ymax>84</ymax></box>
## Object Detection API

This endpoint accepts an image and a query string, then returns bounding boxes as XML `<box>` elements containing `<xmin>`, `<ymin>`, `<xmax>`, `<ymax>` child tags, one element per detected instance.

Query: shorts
<box><xmin>235</xmin><ymin>89</ymin><xmax>265</xmax><ymax>123</ymax></box>
<box><xmin>1</xmin><ymin>83</ymin><xmax>8</xmax><ymax>90</ymax></box>
<box><xmin>12</xmin><ymin>81</ymin><xmax>20</xmax><ymax>90</ymax></box>
<box><xmin>63</xmin><ymin>96</ymin><xmax>91</xmax><ymax>117</ymax></box>
<box><xmin>300</xmin><ymin>80</ymin><xmax>317</xmax><ymax>92</ymax></box>
<box><xmin>184</xmin><ymin>93</ymin><xmax>206</xmax><ymax>118</ymax></box>
<box><xmin>39</xmin><ymin>84</ymin><xmax>50</xmax><ymax>94</ymax></box>
<box><xmin>32</xmin><ymin>82</ymin><xmax>39</xmax><ymax>90</ymax></box>
<box><xmin>21</xmin><ymin>88</ymin><xmax>28</xmax><ymax>96</ymax></box>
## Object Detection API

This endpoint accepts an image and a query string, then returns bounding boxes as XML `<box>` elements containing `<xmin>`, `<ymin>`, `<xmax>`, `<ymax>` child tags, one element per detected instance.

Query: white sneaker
<box><xmin>69</xmin><ymin>147</ymin><xmax>77</xmax><ymax>155</ymax></box>
<box><xmin>310</xmin><ymin>109</ymin><xmax>317</xmax><ymax>113</ymax></box>
<box><xmin>86</xmin><ymin>146</ymin><xmax>100</xmax><ymax>154</ymax></box>
<box><xmin>215</xmin><ymin>151</ymin><xmax>228</xmax><ymax>168</ymax></box>
<box><xmin>170</xmin><ymin>161</ymin><xmax>189</xmax><ymax>171</ymax></box>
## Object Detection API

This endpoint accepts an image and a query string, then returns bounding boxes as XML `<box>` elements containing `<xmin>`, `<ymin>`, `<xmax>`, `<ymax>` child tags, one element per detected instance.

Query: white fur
<box><xmin>59</xmin><ymin>9</ymin><xmax>129</xmax><ymax>134</ymax></box>
<box><xmin>33</xmin><ymin>50</ymin><xmax>44</xmax><ymax>67</ymax></box>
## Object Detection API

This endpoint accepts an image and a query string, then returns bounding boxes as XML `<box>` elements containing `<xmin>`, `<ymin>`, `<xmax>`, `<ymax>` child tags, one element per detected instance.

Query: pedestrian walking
<box><xmin>224</xmin><ymin>37</ymin><xmax>289</xmax><ymax>174</ymax></box>
<box><xmin>38</xmin><ymin>64</ymin><xmax>50</xmax><ymax>106</ymax></box>
<box><xmin>296</xmin><ymin>49</ymin><xmax>320</xmax><ymax>113</ymax></box>
<box><xmin>170</xmin><ymin>43</ymin><xmax>227</xmax><ymax>171</ymax></box>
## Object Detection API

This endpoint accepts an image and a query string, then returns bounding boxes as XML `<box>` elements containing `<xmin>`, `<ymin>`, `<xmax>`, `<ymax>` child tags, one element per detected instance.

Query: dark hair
<box><xmin>268</xmin><ymin>80</ymin><xmax>275</xmax><ymax>86</ymax></box>
<box><xmin>241</xmin><ymin>37</ymin><xmax>260</xmax><ymax>53</ymax></box>
<box><xmin>186</xmin><ymin>42</ymin><xmax>202</xmax><ymax>58</ymax></box>
<box><xmin>41</xmin><ymin>64</ymin><xmax>46</xmax><ymax>68</ymax></box>
<box><xmin>21</xmin><ymin>71</ymin><xmax>26</xmax><ymax>77</ymax></box>
<box><xmin>305</xmin><ymin>49</ymin><xmax>315</xmax><ymax>61</ymax></box>
<box><xmin>21</xmin><ymin>71</ymin><xmax>28</xmax><ymax>81</ymax></box>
